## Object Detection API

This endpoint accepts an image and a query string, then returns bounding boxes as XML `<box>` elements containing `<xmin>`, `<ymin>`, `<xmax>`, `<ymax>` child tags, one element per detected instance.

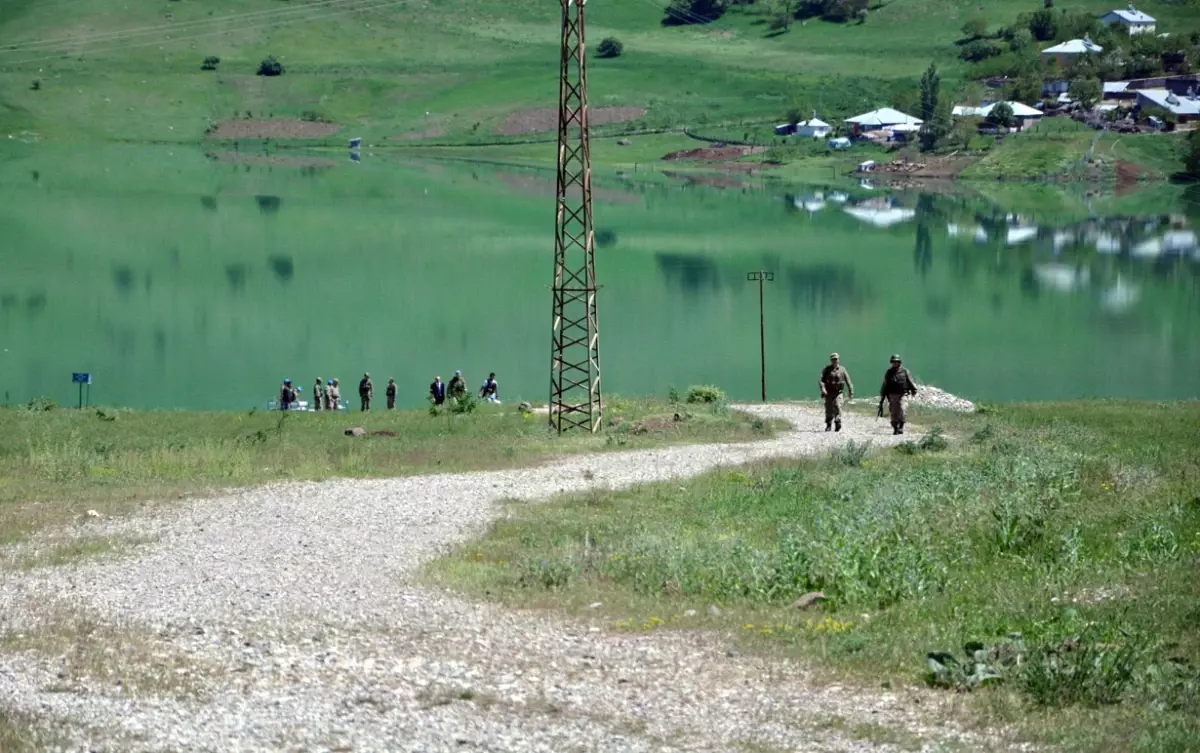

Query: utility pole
<box><xmin>746</xmin><ymin>271</ymin><xmax>774</xmax><ymax>402</ymax></box>
<box><xmin>548</xmin><ymin>0</ymin><xmax>602</xmax><ymax>433</ymax></box>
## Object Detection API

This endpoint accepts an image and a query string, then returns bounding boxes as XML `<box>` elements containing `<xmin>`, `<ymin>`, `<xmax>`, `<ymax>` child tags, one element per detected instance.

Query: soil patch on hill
<box><xmin>662</xmin><ymin>144</ymin><xmax>765</xmax><ymax>162</ymax></box>
<box><xmin>497</xmin><ymin>106</ymin><xmax>646</xmax><ymax>136</ymax></box>
<box><xmin>207</xmin><ymin>120</ymin><xmax>343</xmax><ymax>140</ymax></box>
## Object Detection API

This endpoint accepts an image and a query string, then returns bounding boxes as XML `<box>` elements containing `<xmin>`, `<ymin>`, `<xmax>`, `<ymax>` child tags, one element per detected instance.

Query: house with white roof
<box><xmin>1136</xmin><ymin>88</ymin><xmax>1200</xmax><ymax>123</ymax></box>
<box><xmin>952</xmin><ymin>101</ymin><xmax>1044</xmax><ymax>130</ymax></box>
<box><xmin>844</xmin><ymin>107</ymin><xmax>922</xmax><ymax>135</ymax></box>
<box><xmin>795</xmin><ymin>117</ymin><xmax>832</xmax><ymax>138</ymax></box>
<box><xmin>1041</xmin><ymin>37</ymin><xmax>1103</xmax><ymax>66</ymax></box>
<box><xmin>1102</xmin><ymin>4</ymin><xmax>1156</xmax><ymax>35</ymax></box>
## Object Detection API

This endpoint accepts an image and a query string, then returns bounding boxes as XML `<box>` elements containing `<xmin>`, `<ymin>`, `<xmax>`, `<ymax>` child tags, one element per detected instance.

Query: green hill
<box><xmin>2</xmin><ymin>0</ymin><xmax>1198</xmax><ymax>146</ymax></box>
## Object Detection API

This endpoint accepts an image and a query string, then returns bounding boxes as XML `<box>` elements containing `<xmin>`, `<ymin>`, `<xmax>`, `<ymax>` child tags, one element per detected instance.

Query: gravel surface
<box><xmin>0</xmin><ymin>403</ymin><xmax>994</xmax><ymax>753</ymax></box>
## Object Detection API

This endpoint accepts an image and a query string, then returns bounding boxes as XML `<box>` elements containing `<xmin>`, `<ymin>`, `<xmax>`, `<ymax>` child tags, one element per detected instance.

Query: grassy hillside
<box><xmin>2</xmin><ymin>0</ymin><xmax>1198</xmax><ymax>146</ymax></box>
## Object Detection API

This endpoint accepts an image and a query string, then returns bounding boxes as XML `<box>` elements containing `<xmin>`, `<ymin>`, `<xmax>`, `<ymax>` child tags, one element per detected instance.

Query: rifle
<box><xmin>877</xmin><ymin>396</ymin><xmax>885</xmax><ymax>418</ymax></box>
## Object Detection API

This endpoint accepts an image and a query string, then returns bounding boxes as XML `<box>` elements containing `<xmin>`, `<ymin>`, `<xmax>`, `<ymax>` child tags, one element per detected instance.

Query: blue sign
<box><xmin>72</xmin><ymin>372</ymin><xmax>92</xmax><ymax>384</ymax></box>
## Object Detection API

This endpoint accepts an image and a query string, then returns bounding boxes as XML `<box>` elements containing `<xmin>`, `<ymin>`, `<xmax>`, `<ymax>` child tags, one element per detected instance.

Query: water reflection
<box><xmin>0</xmin><ymin>147</ymin><xmax>1197</xmax><ymax>409</ymax></box>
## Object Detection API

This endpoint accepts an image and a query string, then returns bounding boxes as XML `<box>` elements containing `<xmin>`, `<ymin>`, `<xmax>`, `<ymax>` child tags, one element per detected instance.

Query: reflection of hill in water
<box><xmin>1</xmin><ymin>146</ymin><xmax>1198</xmax><ymax>407</ymax></box>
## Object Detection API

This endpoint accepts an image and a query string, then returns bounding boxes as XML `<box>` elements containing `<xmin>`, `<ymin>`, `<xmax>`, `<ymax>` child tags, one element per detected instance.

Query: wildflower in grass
<box><xmin>743</xmin><ymin>623</ymin><xmax>755</xmax><ymax>630</ymax></box>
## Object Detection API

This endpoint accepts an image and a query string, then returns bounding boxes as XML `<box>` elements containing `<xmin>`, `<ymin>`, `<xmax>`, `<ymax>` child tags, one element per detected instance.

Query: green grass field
<box><xmin>430</xmin><ymin>400</ymin><xmax>1200</xmax><ymax>752</ymax></box>
<box><xmin>0</xmin><ymin>394</ymin><xmax>778</xmax><ymax>543</ymax></box>
<box><xmin>2</xmin><ymin>0</ymin><xmax>1198</xmax><ymax>154</ymax></box>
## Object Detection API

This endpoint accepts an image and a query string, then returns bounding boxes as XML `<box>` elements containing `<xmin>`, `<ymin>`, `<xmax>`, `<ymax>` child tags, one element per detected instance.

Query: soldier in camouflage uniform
<box><xmin>386</xmin><ymin>378</ymin><xmax>397</xmax><ymax>410</ymax></box>
<box><xmin>328</xmin><ymin>379</ymin><xmax>341</xmax><ymax>411</ymax></box>
<box><xmin>359</xmin><ymin>372</ymin><xmax>374</xmax><ymax>412</ymax></box>
<box><xmin>313</xmin><ymin>378</ymin><xmax>325</xmax><ymax>411</ymax></box>
<box><xmin>818</xmin><ymin>352</ymin><xmax>854</xmax><ymax>432</ymax></box>
<box><xmin>879</xmin><ymin>354</ymin><xmax>918</xmax><ymax>435</ymax></box>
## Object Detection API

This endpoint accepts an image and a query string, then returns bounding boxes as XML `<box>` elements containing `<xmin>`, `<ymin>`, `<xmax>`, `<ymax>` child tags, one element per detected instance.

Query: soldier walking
<box><xmin>386</xmin><ymin>378</ymin><xmax>397</xmax><ymax>410</ymax></box>
<box><xmin>879</xmin><ymin>354</ymin><xmax>918</xmax><ymax>435</ymax></box>
<box><xmin>818</xmin><ymin>352</ymin><xmax>853</xmax><ymax>432</ymax></box>
<box><xmin>448</xmin><ymin>370</ymin><xmax>467</xmax><ymax>402</ymax></box>
<box><xmin>313</xmin><ymin>377</ymin><xmax>325</xmax><ymax>411</ymax></box>
<box><xmin>359</xmin><ymin>372</ymin><xmax>374</xmax><ymax>412</ymax></box>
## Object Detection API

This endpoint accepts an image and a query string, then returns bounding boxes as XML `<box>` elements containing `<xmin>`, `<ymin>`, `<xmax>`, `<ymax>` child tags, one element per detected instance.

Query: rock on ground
<box><xmin>0</xmin><ymin>404</ymin><xmax>993</xmax><ymax>752</ymax></box>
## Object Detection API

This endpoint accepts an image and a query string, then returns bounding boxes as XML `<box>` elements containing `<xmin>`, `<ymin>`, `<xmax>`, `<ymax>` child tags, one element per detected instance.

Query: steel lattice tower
<box><xmin>548</xmin><ymin>0</ymin><xmax>601</xmax><ymax>433</ymax></box>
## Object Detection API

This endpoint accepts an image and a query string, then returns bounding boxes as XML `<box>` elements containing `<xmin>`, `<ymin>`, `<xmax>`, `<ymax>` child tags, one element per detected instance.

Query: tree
<box><xmin>663</xmin><ymin>0</ymin><xmax>728</xmax><ymax>25</ymax></box>
<box><xmin>256</xmin><ymin>56</ymin><xmax>284</xmax><ymax>77</ymax></box>
<box><xmin>1184</xmin><ymin>130</ymin><xmax>1200</xmax><ymax>180</ymax></box>
<box><xmin>919</xmin><ymin>98</ymin><xmax>951</xmax><ymax>152</ymax></box>
<box><xmin>919</xmin><ymin>62</ymin><xmax>940</xmax><ymax>124</ymax></box>
<box><xmin>961</xmin><ymin>16</ymin><xmax>988</xmax><ymax>41</ymax></box>
<box><xmin>1068</xmin><ymin>77</ymin><xmax>1102</xmax><ymax>109</ymax></box>
<box><xmin>1028</xmin><ymin>9</ymin><xmax>1057</xmax><ymax>42</ymax></box>
<box><xmin>986</xmin><ymin>102</ymin><xmax>1017</xmax><ymax>128</ymax></box>
<box><xmin>1006</xmin><ymin>74</ymin><xmax>1043</xmax><ymax>105</ymax></box>
<box><xmin>201</xmin><ymin>55</ymin><xmax>220</xmax><ymax>71</ymax></box>
<box><xmin>597</xmin><ymin>37</ymin><xmax>624</xmax><ymax>58</ymax></box>
<box><xmin>1043</xmin><ymin>0</ymin><xmax>1053</xmax><ymax>7</ymax></box>
<box><xmin>1008</xmin><ymin>28</ymin><xmax>1033</xmax><ymax>52</ymax></box>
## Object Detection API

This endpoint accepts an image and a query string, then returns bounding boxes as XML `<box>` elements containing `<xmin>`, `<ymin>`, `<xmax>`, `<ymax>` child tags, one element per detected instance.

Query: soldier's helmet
<box><xmin>829</xmin><ymin>352</ymin><xmax>839</xmax><ymax>360</ymax></box>
<box><xmin>284</xmin><ymin>378</ymin><xmax>291</xmax><ymax>384</ymax></box>
<box><xmin>364</xmin><ymin>372</ymin><xmax>370</xmax><ymax>378</ymax></box>
<box><xmin>316</xmin><ymin>377</ymin><xmax>321</xmax><ymax>382</ymax></box>
<box><xmin>889</xmin><ymin>354</ymin><xmax>901</xmax><ymax>362</ymax></box>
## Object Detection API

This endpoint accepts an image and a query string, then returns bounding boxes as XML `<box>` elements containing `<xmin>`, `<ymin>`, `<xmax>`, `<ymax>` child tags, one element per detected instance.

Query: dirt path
<box><xmin>0</xmin><ymin>405</ymin><xmax>987</xmax><ymax>752</ymax></box>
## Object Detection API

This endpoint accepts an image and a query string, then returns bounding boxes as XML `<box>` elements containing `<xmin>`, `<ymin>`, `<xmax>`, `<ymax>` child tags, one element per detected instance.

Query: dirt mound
<box><xmin>497</xmin><ymin>106</ymin><xmax>646</xmax><ymax>135</ymax></box>
<box><xmin>661</xmin><ymin>144</ymin><xmax>764</xmax><ymax>162</ymax></box>
<box><xmin>1114</xmin><ymin>160</ymin><xmax>1146</xmax><ymax>194</ymax></box>
<box><xmin>207</xmin><ymin>120</ymin><xmax>343</xmax><ymax>139</ymax></box>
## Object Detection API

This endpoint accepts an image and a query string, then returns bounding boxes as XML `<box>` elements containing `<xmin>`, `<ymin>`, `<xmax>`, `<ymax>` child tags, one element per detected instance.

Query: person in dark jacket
<box><xmin>279</xmin><ymin>379</ymin><xmax>298</xmax><ymax>411</ymax></box>
<box><xmin>430</xmin><ymin>375</ymin><xmax>446</xmax><ymax>406</ymax></box>
<box><xmin>879</xmin><ymin>354</ymin><xmax>918</xmax><ymax>435</ymax></box>
<box><xmin>386</xmin><ymin>378</ymin><xmax>397</xmax><ymax>410</ymax></box>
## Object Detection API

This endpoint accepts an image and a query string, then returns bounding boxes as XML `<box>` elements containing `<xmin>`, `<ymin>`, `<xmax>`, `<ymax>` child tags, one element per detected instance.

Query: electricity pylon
<box><xmin>548</xmin><ymin>0</ymin><xmax>601</xmax><ymax>433</ymax></box>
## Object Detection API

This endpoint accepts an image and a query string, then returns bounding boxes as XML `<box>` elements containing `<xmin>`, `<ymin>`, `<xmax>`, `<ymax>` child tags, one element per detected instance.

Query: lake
<box><xmin>1</xmin><ymin>144</ymin><xmax>1198</xmax><ymax>410</ymax></box>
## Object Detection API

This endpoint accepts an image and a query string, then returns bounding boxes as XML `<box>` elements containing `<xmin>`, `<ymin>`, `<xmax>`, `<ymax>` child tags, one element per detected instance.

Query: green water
<box><xmin>1</xmin><ymin>144</ymin><xmax>1198</xmax><ymax>410</ymax></box>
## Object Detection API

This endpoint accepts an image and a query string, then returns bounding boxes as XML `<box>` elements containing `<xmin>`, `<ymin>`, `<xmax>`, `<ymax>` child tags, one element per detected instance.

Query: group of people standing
<box><xmin>278</xmin><ymin>371</ymin><xmax>499</xmax><ymax>412</ymax></box>
<box><xmin>428</xmin><ymin>371</ymin><xmax>500</xmax><ymax>406</ymax></box>
<box><xmin>818</xmin><ymin>353</ymin><xmax>918</xmax><ymax>435</ymax></box>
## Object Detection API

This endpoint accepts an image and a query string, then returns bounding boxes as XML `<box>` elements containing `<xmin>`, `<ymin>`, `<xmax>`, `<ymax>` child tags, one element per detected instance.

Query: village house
<box><xmin>1041</xmin><ymin>36</ymin><xmax>1103</xmax><ymax>66</ymax></box>
<box><xmin>775</xmin><ymin>116</ymin><xmax>832</xmax><ymax>138</ymax></box>
<box><xmin>844</xmin><ymin>107</ymin><xmax>922</xmax><ymax>137</ymax></box>
<box><xmin>952</xmin><ymin>101</ymin><xmax>1044</xmax><ymax>131</ymax></box>
<box><xmin>1101</xmin><ymin>4</ymin><xmax>1156</xmax><ymax>35</ymax></box>
<box><xmin>1136</xmin><ymin>88</ymin><xmax>1200</xmax><ymax>125</ymax></box>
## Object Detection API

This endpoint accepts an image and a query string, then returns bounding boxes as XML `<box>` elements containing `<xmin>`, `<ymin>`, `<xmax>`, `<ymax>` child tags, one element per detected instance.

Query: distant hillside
<box><xmin>0</xmin><ymin>0</ymin><xmax>1197</xmax><ymax>144</ymax></box>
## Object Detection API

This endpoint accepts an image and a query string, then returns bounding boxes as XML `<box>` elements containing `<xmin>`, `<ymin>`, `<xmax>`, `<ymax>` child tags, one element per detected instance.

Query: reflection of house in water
<box><xmin>788</xmin><ymin>192</ymin><xmax>826</xmax><ymax>213</ymax></box>
<box><xmin>1006</xmin><ymin>226</ymin><xmax>1038</xmax><ymax>246</ymax></box>
<box><xmin>1034</xmin><ymin>263</ymin><xmax>1090</xmax><ymax>293</ymax></box>
<box><xmin>843</xmin><ymin>200</ymin><xmax>916</xmax><ymax>228</ymax></box>
<box><xmin>1100</xmin><ymin>276</ymin><xmax>1140</xmax><ymax>313</ymax></box>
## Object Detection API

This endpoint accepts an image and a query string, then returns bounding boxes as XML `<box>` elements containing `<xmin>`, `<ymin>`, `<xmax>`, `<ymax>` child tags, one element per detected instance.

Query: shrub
<box><xmin>24</xmin><ymin>396</ymin><xmax>56</xmax><ymax>411</ymax></box>
<box><xmin>830</xmin><ymin>439</ymin><xmax>870</xmax><ymax>467</ymax></box>
<box><xmin>596</xmin><ymin>37</ymin><xmax>623</xmax><ymax>58</ymax></box>
<box><xmin>961</xmin><ymin>17</ymin><xmax>988</xmax><ymax>40</ymax></box>
<box><xmin>1028</xmin><ymin>9</ymin><xmax>1057</xmax><ymax>41</ymax></box>
<box><xmin>684</xmin><ymin>385</ymin><xmax>726</xmax><ymax>404</ymax></box>
<box><xmin>959</xmin><ymin>40</ymin><xmax>1003</xmax><ymax>62</ymax></box>
<box><xmin>256</xmin><ymin>56</ymin><xmax>284</xmax><ymax>77</ymax></box>
<box><xmin>201</xmin><ymin>55</ymin><xmax>220</xmax><ymax>71</ymax></box>
<box><xmin>30</xmin><ymin>79</ymin><xmax>40</xmax><ymax>91</ymax></box>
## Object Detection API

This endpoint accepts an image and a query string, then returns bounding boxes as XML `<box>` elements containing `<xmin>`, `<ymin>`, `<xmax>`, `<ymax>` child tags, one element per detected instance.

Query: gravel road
<box><xmin>0</xmin><ymin>404</ymin><xmax>990</xmax><ymax>752</ymax></box>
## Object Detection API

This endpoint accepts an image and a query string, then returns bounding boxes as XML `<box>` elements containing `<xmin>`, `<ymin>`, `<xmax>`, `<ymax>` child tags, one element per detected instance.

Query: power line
<box><xmin>1</xmin><ymin>0</ymin><xmax>365</xmax><ymax>51</ymax></box>
<box><xmin>0</xmin><ymin>0</ymin><xmax>410</xmax><ymax>67</ymax></box>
